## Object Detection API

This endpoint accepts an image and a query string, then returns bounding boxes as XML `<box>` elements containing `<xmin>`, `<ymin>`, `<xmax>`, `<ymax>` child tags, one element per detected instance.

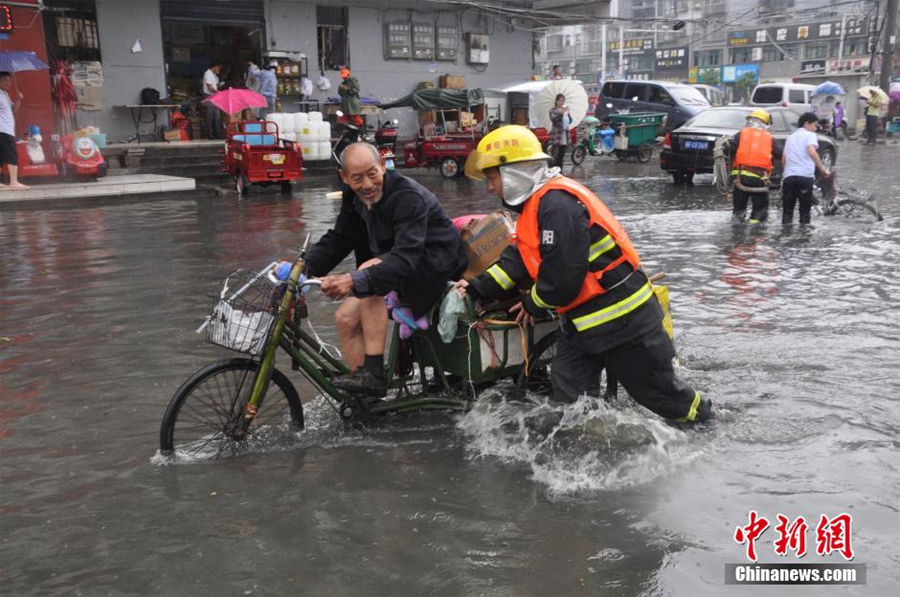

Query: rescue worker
<box><xmin>455</xmin><ymin>125</ymin><xmax>712</xmax><ymax>424</ymax></box>
<box><xmin>727</xmin><ymin>109</ymin><xmax>782</xmax><ymax>224</ymax></box>
<box><xmin>305</xmin><ymin>142</ymin><xmax>467</xmax><ymax>398</ymax></box>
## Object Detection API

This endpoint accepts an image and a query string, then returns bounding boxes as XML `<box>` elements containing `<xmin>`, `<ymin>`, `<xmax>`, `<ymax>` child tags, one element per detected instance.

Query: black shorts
<box><xmin>0</xmin><ymin>133</ymin><xmax>17</xmax><ymax>166</ymax></box>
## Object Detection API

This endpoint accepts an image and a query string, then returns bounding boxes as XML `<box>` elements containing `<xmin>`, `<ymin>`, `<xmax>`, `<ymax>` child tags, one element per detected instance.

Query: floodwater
<box><xmin>2</xmin><ymin>143</ymin><xmax>898</xmax><ymax>596</ymax></box>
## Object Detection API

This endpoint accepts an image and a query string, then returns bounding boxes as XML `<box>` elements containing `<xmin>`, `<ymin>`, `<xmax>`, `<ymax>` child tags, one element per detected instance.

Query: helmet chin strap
<box><xmin>500</xmin><ymin>161</ymin><xmax>561</xmax><ymax>207</ymax></box>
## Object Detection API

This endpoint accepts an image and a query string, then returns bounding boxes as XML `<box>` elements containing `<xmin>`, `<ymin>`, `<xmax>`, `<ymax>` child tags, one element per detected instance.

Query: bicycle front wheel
<box><xmin>159</xmin><ymin>358</ymin><xmax>304</xmax><ymax>460</ymax></box>
<box><xmin>834</xmin><ymin>198</ymin><xmax>883</xmax><ymax>222</ymax></box>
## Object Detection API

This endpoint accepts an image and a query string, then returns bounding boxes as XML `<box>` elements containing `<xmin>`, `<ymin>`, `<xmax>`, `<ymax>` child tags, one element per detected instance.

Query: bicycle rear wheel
<box><xmin>834</xmin><ymin>198</ymin><xmax>883</xmax><ymax>222</ymax></box>
<box><xmin>159</xmin><ymin>358</ymin><xmax>304</xmax><ymax>460</ymax></box>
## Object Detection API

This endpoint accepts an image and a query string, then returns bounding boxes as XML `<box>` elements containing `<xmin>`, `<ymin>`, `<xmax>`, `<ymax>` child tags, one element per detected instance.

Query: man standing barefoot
<box><xmin>0</xmin><ymin>71</ymin><xmax>28</xmax><ymax>190</ymax></box>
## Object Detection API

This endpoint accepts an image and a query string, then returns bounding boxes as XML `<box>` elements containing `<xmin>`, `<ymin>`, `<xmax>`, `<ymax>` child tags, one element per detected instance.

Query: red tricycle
<box><xmin>221</xmin><ymin>121</ymin><xmax>303</xmax><ymax>196</ymax></box>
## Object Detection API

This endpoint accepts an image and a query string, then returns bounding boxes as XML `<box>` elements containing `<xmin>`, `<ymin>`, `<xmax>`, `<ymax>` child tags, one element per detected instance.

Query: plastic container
<box><xmin>317</xmin><ymin>121</ymin><xmax>331</xmax><ymax>141</ymax></box>
<box><xmin>293</xmin><ymin>112</ymin><xmax>308</xmax><ymax>133</ymax></box>
<box><xmin>308</xmin><ymin>111</ymin><xmax>323</xmax><ymax>124</ymax></box>
<box><xmin>298</xmin><ymin>122</ymin><xmax>314</xmax><ymax>143</ymax></box>
<box><xmin>301</xmin><ymin>142</ymin><xmax>315</xmax><ymax>160</ymax></box>
<box><xmin>280</xmin><ymin>113</ymin><xmax>295</xmax><ymax>135</ymax></box>
<box><xmin>317</xmin><ymin>141</ymin><xmax>332</xmax><ymax>160</ymax></box>
<box><xmin>281</xmin><ymin>132</ymin><xmax>296</xmax><ymax>143</ymax></box>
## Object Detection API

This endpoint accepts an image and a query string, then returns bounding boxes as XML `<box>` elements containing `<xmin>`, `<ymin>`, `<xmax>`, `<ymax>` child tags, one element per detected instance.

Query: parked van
<box><xmin>690</xmin><ymin>84</ymin><xmax>725</xmax><ymax>107</ymax></box>
<box><xmin>749</xmin><ymin>83</ymin><xmax>817</xmax><ymax>116</ymax></box>
<box><xmin>595</xmin><ymin>80</ymin><xmax>710</xmax><ymax>131</ymax></box>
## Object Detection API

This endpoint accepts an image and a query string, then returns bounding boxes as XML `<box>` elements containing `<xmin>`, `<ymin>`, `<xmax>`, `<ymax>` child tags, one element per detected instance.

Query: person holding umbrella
<box><xmin>861</xmin><ymin>87</ymin><xmax>885</xmax><ymax>145</ymax></box>
<box><xmin>0</xmin><ymin>71</ymin><xmax>27</xmax><ymax>189</ymax></box>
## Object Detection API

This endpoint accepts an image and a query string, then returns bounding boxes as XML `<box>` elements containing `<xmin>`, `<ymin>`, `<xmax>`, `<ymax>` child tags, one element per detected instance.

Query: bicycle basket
<box><xmin>206</xmin><ymin>269</ymin><xmax>281</xmax><ymax>355</ymax></box>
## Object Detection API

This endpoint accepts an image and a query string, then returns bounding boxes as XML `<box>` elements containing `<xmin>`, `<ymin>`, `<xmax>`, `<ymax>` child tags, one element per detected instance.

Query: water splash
<box><xmin>457</xmin><ymin>392</ymin><xmax>703</xmax><ymax>494</ymax></box>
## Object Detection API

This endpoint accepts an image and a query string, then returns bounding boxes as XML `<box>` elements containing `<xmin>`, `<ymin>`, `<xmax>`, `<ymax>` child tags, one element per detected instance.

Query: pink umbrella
<box><xmin>202</xmin><ymin>88</ymin><xmax>267</xmax><ymax>115</ymax></box>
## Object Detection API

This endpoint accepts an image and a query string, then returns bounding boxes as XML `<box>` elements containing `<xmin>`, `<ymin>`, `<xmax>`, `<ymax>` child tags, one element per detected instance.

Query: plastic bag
<box><xmin>438</xmin><ymin>290</ymin><xmax>467</xmax><ymax>343</ymax></box>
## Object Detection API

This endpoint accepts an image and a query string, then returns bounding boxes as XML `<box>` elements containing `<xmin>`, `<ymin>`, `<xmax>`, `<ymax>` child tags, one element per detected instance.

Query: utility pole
<box><xmin>601</xmin><ymin>23</ymin><xmax>608</xmax><ymax>85</ymax></box>
<box><xmin>879</xmin><ymin>0</ymin><xmax>897</xmax><ymax>93</ymax></box>
<box><xmin>619</xmin><ymin>26</ymin><xmax>624</xmax><ymax>79</ymax></box>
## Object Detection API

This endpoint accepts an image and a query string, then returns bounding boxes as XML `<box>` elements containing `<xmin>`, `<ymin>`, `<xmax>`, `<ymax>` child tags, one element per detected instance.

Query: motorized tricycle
<box><xmin>220</xmin><ymin>121</ymin><xmax>303</xmax><ymax>196</ymax></box>
<box><xmin>572</xmin><ymin>111</ymin><xmax>667</xmax><ymax>164</ymax></box>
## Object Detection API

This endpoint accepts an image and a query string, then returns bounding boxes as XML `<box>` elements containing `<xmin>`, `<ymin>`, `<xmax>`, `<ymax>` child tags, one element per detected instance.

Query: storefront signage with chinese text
<box><xmin>727</xmin><ymin>18</ymin><xmax>868</xmax><ymax>47</ymax></box>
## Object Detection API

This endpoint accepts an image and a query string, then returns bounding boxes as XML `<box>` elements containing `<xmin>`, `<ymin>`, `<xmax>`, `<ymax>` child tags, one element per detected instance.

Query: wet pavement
<box><xmin>2</xmin><ymin>141</ymin><xmax>899</xmax><ymax>596</ymax></box>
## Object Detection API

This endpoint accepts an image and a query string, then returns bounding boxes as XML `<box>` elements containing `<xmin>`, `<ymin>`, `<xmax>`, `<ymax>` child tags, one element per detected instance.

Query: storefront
<box><xmin>0</xmin><ymin>0</ymin><xmax>55</xmax><ymax>137</ymax></box>
<box><xmin>160</xmin><ymin>0</ymin><xmax>265</xmax><ymax>104</ymax></box>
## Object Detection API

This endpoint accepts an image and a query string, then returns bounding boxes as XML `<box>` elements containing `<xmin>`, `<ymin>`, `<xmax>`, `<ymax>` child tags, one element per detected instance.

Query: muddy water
<box><xmin>1</xmin><ymin>143</ymin><xmax>898</xmax><ymax>596</ymax></box>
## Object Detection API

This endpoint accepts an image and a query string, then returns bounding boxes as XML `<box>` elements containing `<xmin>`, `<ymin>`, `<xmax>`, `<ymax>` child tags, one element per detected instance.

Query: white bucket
<box><xmin>280</xmin><ymin>113</ymin><xmax>295</xmax><ymax>134</ymax></box>
<box><xmin>299</xmin><ymin>123</ymin><xmax>314</xmax><ymax>143</ymax></box>
<box><xmin>293</xmin><ymin>112</ymin><xmax>309</xmax><ymax>133</ymax></box>
<box><xmin>308</xmin><ymin>111</ymin><xmax>323</xmax><ymax>124</ymax></box>
<box><xmin>317</xmin><ymin>121</ymin><xmax>331</xmax><ymax>141</ymax></box>
<box><xmin>317</xmin><ymin>141</ymin><xmax>332</xmax><ymax>160</ymax></box>
<box><xmin>302</xmin><ymin>142</ymin><xmax>318</xmax><ymax>161</ymax></box>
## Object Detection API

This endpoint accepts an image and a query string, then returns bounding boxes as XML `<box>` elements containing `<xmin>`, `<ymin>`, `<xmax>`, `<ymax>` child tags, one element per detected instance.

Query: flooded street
<box><xmin>2</xmin><ymin>143</ymin><xmax>899</xmax><ymax>596</ymax></box>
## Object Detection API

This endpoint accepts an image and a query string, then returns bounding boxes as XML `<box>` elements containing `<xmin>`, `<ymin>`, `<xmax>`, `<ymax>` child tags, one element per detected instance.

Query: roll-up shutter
<box><xmin>160</xmin><ymin>0</ymin><xmax>265</xmax><ymax>25</ymax></box>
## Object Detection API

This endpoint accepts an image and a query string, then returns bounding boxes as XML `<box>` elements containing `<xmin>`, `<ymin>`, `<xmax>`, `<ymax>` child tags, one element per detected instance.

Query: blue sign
<box><xmin>722</xmin><ymin>63</ymin><xmax>759</xmax><ymax>83</ymax></box>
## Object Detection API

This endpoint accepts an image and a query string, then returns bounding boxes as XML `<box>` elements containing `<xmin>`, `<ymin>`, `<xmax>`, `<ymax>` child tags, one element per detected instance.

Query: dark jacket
<box><xmin>305</xmin><ymin>170</ymin><xmax>467</xmax><ymax>315</ymax></box>
<box><xmin>468</xmin><ymin>189</ymin><xmax>662</xmax><ymax>353</ymax></box>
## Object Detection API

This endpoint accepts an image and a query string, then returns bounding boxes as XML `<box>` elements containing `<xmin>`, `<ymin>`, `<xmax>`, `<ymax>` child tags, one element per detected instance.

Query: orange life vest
<box><xmin>734</xmin><ymin>127</ymin><xmax>774</xmax><ymax>172</ymax></box>
<box><xmin>516</xmin><ymin>176</ymin><xmax>641</xmax><ymax>314</ymax></box>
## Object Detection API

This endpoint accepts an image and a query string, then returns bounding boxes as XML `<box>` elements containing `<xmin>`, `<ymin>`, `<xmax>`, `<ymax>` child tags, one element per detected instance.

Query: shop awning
<box><xmin>380</xmin><ymin>88</ymin><xmax>485</xmax><ymax>110</ymax></box>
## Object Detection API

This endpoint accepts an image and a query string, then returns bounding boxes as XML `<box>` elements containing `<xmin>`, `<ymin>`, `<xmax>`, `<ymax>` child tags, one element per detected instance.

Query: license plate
<box><xmin>684</xmin><ymin>140</ymin><xmax>709</xmax><ymax>150</ymax></box>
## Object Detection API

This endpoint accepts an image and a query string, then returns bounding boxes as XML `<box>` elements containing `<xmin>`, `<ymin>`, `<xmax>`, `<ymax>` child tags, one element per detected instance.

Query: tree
<box><xmin>700</xmin><ymin>67</ymin><xmax>720</xmax><ymax>87</ymax></box>
<box><xmin>734</xmin><ymin>72</ymin><xmax>758</xmax><ymax>102</ymax></box>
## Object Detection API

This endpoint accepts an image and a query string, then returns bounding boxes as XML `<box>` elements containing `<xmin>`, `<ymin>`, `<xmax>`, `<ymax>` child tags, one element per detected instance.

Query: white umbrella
<box><xmin>857</xmin><ymin>86</ymin><xmax>888</xmax><ymax>104</ymax></box>
<box><xmin>534</xmin><ymin>80</ymin><xmax>588</xmax><ymax>130</ymax></box>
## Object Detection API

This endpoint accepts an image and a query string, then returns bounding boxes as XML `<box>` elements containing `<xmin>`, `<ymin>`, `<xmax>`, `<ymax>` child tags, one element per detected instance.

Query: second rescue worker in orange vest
<box><xmin>728</xmin><ymin>109</ymin><xmax>783</xmax><ymax>223</ymax></box>
<box><xmin>454</xmin><ymin>125</ymin><xmax>712</xmax><ymax>424</ymax></box>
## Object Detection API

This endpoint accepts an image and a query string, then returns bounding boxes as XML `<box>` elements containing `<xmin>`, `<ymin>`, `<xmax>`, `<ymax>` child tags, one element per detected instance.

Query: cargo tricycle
<box><xmin>221</xmin><ymin>121</ymin><xmax>303</xmax><ymax>196</ymax></box>
<box><xmin>573</xmin><ymin>112</ymin><xmax>667</xmax><ymax>164</ymax></box>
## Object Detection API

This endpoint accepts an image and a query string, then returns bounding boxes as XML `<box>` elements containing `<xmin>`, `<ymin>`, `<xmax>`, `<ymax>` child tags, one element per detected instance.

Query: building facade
<box><xmin>33</xmin><ymin>0</ymin><xmax>536</xmax><ymax>140</ymax></box>
<box><xmin>534</xmin><ymin>0</ymin><xmax>886</xmax><ymax>122</ymax></box>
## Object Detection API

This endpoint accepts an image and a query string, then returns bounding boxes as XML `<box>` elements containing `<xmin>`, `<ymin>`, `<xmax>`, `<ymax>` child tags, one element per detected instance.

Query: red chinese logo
<box><xmin>815</xmin><ymin>513</ymin><xmax>854</xmax><ymax>560</ymax></box>
<box><xmin>774</xmin><ymin>514</ymin><xmax>808</xmax><ymax>557</ymax></box>
<box><xmin>734</xmin><ymin>510</ymin><xmax>770</xmax><ymax>562</ymax></box>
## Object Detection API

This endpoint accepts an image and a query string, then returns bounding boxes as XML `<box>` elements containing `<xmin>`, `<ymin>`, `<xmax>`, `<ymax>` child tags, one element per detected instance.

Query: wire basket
<box><xmin>206</xmin><ymin>269</ymin><xmax>281</xmax><ymax>355</ymax></box>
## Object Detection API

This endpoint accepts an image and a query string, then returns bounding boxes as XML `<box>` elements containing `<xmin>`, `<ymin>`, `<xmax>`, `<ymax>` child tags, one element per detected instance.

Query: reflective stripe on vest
<box><xmin>733</xmin><ymin>127</ymin><xmax>774</xmax><ymax>172</ymax></box>
<box><xmin>486</xmin><ymin>264</ymin><xmax>514</xmax><ymax>290</ymax></box>
<box><xmin>569</xmin><ymin>282</ymin><xmax>654</xmax><ymax>332</ymax></box>
<box><xmin>589</xmin><ymin>234</ymin><xmax>615</xmax><ymax>262</ymax></box>
<box><xmin>516</xmin><ymin>177</ymin><xmax>642</xmax><ymax>314</ymax></box>
<box><xmin>530</xmin><ymin>285</ymin><xmax>557</xmax><ymax>309</ymax></box>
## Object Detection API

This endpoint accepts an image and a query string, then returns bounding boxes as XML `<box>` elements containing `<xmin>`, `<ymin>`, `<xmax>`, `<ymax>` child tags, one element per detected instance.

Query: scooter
<box><xmin>571</xmin><ymin>116</ymin><xmax>618</xmax><ymax>165</ymax></box>
<box><xmin>332</xmin><ymin>111</ymin><xmax>396</xmax><ymax>170</ymax></box>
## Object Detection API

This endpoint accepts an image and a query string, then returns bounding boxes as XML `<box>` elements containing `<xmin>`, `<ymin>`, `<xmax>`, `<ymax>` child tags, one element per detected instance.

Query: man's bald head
<box><xmin>338</xmin><ymin>142</ymin><xmax>386</xmax><ymax>207</ymax></box>
<box><xmin>338</xmin><ymin>142</ymin><xmax>381</xmax><ymax>170</ymax></box>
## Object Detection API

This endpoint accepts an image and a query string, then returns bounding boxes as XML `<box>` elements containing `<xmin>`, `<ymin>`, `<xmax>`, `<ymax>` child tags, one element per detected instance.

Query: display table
<box><xmin>121</xmin><ymin>104</ymin><xmax>181</xmax><ymax>144</ymax></box>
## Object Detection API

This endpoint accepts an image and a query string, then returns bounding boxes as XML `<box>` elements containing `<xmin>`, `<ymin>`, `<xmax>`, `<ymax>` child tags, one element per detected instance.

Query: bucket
<box><xmin>302</xmin><ymin>142</ymin><xmax>318</xmax><ymax>161</ymax></box>
<box><xmin>308</xmin><ymin>111</ymin><xmax>323</xmax><ymax>124</ymax></box>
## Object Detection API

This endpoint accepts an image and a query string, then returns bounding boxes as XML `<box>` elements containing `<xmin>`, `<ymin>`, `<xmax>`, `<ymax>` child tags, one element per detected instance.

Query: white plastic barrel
<box><xmin>308</xmin><ymin>111</ymin><xmax>323</xmax><ymax>124</ymax></box>
<box><xmin>317</xmin><ymin>121</ymin><xmax>331</xmax><ymax>141</ymax></box>
<box><xmin>280</xmin><ymin>113</ymin><xmax>295</xmax><ymax>135</ymax></box>
<box><xmin>265</xmin><ymin>113</ymin><xmax>282</xmax><ymax>136</ymax></box>
<box><xmin>293</xmin><ymin>112</ymin><xmax>309</xmax><ymax>134</ymax></box>
<box><xmin>302</xmin><ymin>142</ymin><xmax>318</xmax><ymax>161</ymax></box>
<box><xmin>317</xmin><ymin>141</ymin><xmax>331</xmax><ymax>160</ymax></box>
<box><xmin>282</xmin><ymin>132</ymin><xmax>296</xmax><ymax>143</ymax></box>
<box><xmin>299</xmin><ymin>122</ymin><xmax>314</xmax><ymax>143</ymax></box>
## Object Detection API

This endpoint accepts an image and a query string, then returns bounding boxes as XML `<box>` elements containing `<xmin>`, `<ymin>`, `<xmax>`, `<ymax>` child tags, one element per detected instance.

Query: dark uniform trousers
<box><xmin>551</xmin><ymin>317</ymin><xmax>701</xmax><ymax>421</ymax></box>
<box><xmin>732</xmin><ymin>172</ymin><xmax>770</xmax><ymax>222</ymax></box>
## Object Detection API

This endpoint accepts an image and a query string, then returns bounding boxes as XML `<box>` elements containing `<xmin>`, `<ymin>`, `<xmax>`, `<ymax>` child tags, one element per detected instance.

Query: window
<box><xmin>624</xmin><ymin>83</ymin><xmax>646</xmax><ymax>101</ymax></box>
<box><xmin>648</xmin><ymin>85</ymin><xmax>674</xmax><ymax>104</ymax></box>
<box><xmin>763</xmin><ymin>47</ymin><xmax>784</xmax><ymax>62</ymax></box>
<box><xmin>789</xmin><ymin>89</ymin><xmax>806</xmax><ymax>103</ymax></box>
<box><xmin>318</xmin><ymin>6</ymin><xmax>348</xmax><ymax>70</ymax></box>
<box><xmin>43</xmin><ymin>2</ymin><xmax>101</xmax><ymax>62</ymax></box>
<box><xmin>842</xmin><ymin>40</ymin><xmax>865</xmax><ymax>56</ymax></box>
<box><xmin>805</xmin><ymin>43</ymin><xmax>829</xmax><ymax>59</ymax></box>
<box><xmin>603</xmin><ymin>82</ymin><xmax>626</xmax><ymax>98</ymax></box>
<box><xmin>547</xmin><ymin>35</ymin><xmax>563</xmax><ymax>52</ymax></box>
<box><xmin>751</xmin><ymin>86</ymin><xmax>783</xmax><ymax>104</ymax></box>
<box><xmin>731</xmin><ymin>48</ymin><xmax>752</xmax><ymax>64</ymax></box>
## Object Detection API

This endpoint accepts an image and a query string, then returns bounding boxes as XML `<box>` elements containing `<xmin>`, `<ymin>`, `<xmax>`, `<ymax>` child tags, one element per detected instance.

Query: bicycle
<box><xmin>158</xmin><ymin>236</ymin><xmax>562</xmax><ymax>461</ymax></box>
<box><xmin>812</xmin><ymin>169</ymin><xmax>884</xmax><ymax>222</ymax></box>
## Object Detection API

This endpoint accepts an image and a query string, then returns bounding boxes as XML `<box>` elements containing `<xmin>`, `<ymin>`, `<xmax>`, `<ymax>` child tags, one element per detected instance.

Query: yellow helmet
<box><xmin>464</xmin><ymin>125</ymin><xmax>551</xmax><ymax>181</ymax></box>
<box><xmin>748</xmin><ymin>109</ymin><xmax>771</xmax><ymax>125</ymax></box>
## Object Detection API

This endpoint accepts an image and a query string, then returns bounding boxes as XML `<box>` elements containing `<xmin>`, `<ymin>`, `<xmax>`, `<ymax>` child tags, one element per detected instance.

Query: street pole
<box><xmin>619</xmin><ymin>26</ymin><xmax>624</xmax><ymax>78</ymax></box>
<box><xmin>654</xmin><ymin>0</ymin><xmax>659</xmax><ymax>46</ymax></box>
<box><xmin>838</xmin><ymin>13</ymin><xmax>847</xmax><ymax>63</ymax></box>
<box><xmin>602</xmin><ymin>23</ymin><xmax>608</xmax><ymax>84</ymax></box>
<box><xmin>879</xmin><ymin>0</ymin><xmax>897</xmax><ymax>93</ymax></box>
